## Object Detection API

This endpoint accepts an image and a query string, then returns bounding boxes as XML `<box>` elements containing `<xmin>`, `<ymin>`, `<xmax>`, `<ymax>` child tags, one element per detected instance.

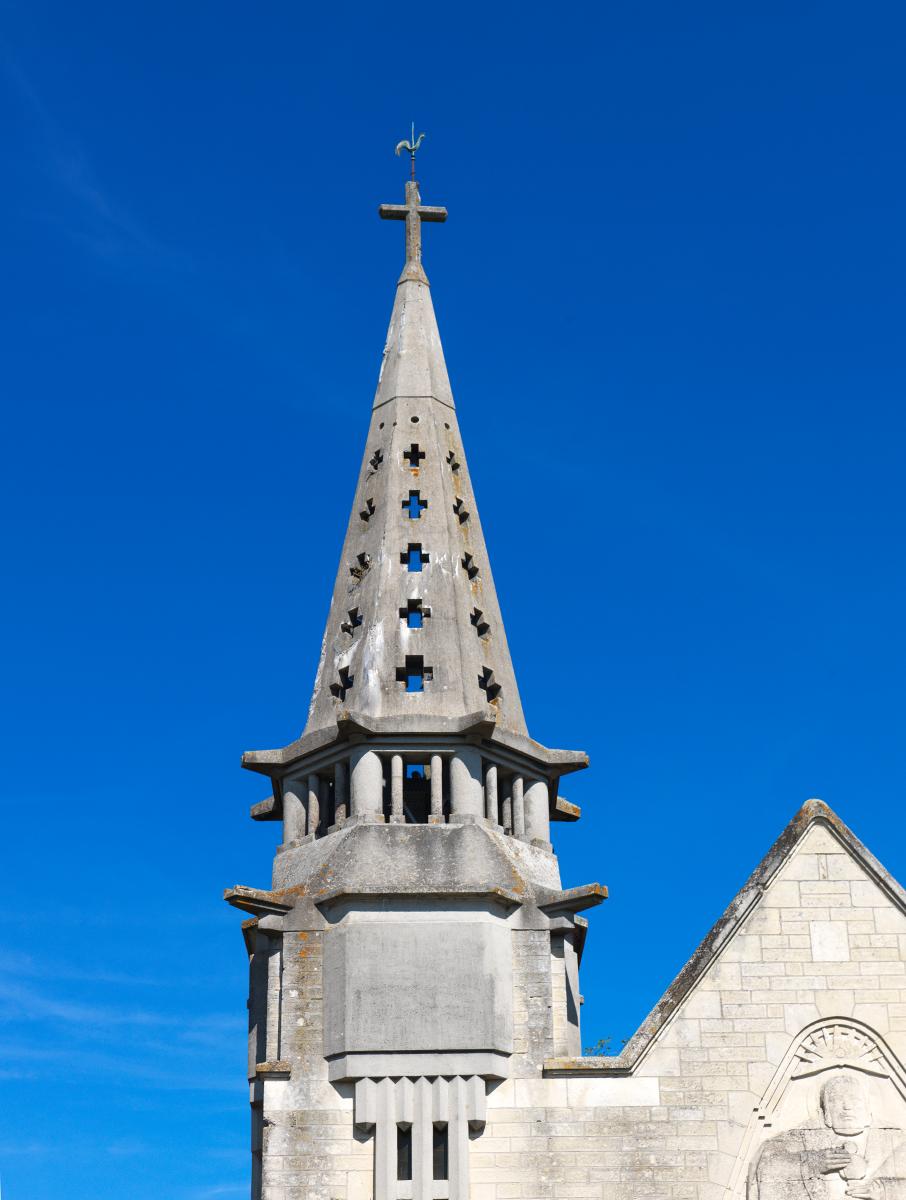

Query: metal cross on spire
<box><xmin>379</xmin><ymin>129</ymin><xmax>447</xmax><ymax>284</ymax></box>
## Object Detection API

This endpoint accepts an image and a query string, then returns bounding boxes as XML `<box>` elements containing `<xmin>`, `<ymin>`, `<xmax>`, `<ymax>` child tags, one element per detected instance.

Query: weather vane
<box><xmin>395</xmin><ymin>122</ymin><xmax>425</xmax><ymax>180</ymax></box>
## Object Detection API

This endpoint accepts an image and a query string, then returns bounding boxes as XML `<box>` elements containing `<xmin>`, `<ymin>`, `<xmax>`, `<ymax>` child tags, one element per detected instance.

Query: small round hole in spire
<box><xmin>410</xmin><ymin>416</ymin><xmax>419</xmax><ymax>423</ymax></box>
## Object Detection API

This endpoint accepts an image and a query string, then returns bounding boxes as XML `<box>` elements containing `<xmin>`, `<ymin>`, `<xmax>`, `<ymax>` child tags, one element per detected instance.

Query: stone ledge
<box><xmin>255</xmin><ymin>1060</ymin><xmax>291</xmax><ymax>1079</ymax></box>
<box><xmin>542</xmin><ymin>1055</ymin><xmax>633</xmax><ymax>1076</ymax></box>
<box><xmin>327</xmin><ymin>1050</ymin><xmax>510</xmax><ymax>1082</ymax></box>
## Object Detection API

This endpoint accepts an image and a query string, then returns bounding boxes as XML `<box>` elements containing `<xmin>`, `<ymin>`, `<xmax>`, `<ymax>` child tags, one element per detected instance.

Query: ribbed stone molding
<box><xmin>354</xmin><ymin>1074</ymin><xmax>487</xmax><ymax>1200</ymax></box>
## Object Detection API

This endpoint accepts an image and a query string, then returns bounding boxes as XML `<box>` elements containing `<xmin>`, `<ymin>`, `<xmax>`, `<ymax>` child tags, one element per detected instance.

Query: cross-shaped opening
<box><xmin>401</xmin><ymin>543</ymin><xmax>428</xmax><ymax>572</ymax></box>
<box><xmin>478</xmin><ymin>665</ymin><xmax>501</xmax><ymax>702</ymax></box>
<box><xmin>329</xmin><ymin>666</ymin><xmax>354</xmax><ymax>701</ymax></box>
<box><xmin>462</xmin><ymin>553</ymin><xmax>479</xmax><ymax>580</ymax></box>
<box><xmin>399</xmin><ymin>598</ymin><xmax>431</xmax><ymax>628</ymax></box>
<box><xmin>453</xmin><ymin>497</ymin><xmax>470</xmax><ymax>525</ymax></box>
<box><xmin>403</xmin><ymin>443</ymin><xmax>425</xmax><ymax>469</ymax></box>
<box><xmin>470</xmin><ymin>608</ymin><xmax>490</xmax><ymax>637</ymax></box>
<box><xmin>369</xmin><ymin>448</ymin><xmax>383</xmax><ymax>472</ymax></box>
<box><xmin>349</xmin><ymin>552</ymin><xmax>371</xmax><ymax>580</ymax></box>
<box><xmin>396</xmin><ymin>655</ymin><xmax>432</xmax><ymax>693</ymax></box>
<box><xmin>341</xmin><ymin>607</ymin><xmax>363</xmax><ymax>635</ymax></box>
<box><xmin>359</xmin><ymin>497</ymin><xmax>375</xmax><ymax>522</ymax></box>
<box><xmin>446</xmin><ymin>449</ymin><xmax>460</xmax><ymax>473</ymax></box>
<box><xmin>402</xmin><ymin>490</ymin><xmax>428</xmax><ymax>519</ymax></box>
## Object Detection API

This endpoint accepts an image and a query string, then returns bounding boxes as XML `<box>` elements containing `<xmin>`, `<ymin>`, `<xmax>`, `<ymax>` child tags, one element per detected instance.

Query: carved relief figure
<box><xmin>749</xmin><ymin>1072</ymin><xmax>906</xmax><ymax>1200</ymax></box>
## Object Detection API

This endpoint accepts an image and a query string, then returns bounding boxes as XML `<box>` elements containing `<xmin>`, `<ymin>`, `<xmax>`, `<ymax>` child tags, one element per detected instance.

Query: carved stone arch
<box><xmin>727</xmin><ymin>1018</ymin><xmax>906</xmax><ymax>1200</ymax></box>
<box><xmin>763</xmin><ymin>1018</ymin><xmax>906</xmax><ymax>1116</ymax></box>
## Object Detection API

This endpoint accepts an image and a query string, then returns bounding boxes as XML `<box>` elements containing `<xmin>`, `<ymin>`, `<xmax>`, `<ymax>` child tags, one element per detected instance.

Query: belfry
<box><xmin>228</xmin><ymin>150</ymin><xmax>906</xmax><ymax>1200</ymax></box>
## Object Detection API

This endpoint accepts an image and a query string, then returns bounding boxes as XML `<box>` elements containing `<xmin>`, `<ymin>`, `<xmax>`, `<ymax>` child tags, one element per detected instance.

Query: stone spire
<box><xmin>241</xmin><ymin>174</ymin><xmax>588</xmax><ymax>838</ymax></box>
<box><xmin>300</xmin><ymin>178</ymin><xmax>529</xmax><ymax>739</ymax></box>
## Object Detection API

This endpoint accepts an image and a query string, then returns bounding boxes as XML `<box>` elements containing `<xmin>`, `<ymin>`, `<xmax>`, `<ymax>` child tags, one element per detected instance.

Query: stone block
<box><xmin>810</xmin><ymin>920</ymin><xmax>851</xmax><ymax>961</ymax></box>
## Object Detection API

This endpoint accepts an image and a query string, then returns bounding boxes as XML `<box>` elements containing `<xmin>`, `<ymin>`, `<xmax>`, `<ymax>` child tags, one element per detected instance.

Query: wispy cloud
<box><xmin>0</xmin><ymin>1140</ymin><xmax>56</xmax><ymax>1156</ymax></box>
<box><xmin>189</xmin><ymin>1185</ymin><xmax>247</xmax><ymax>1199</ymax></box>
<box><xmin>0</xmin><ymin>961</ymin><xmax>242</xmax><ymax>1093</ymax></box>
<box><xmin>0</xmin><ymin>1035</ymin><xmax>240</xmax><ymax>1092</ymax></box>
<box><xmin>0</xmin><ymin>978</ymin><xmax>172</xmax><ymax>1027</ymax></box>
<box><xmin>0</xmin><ymin>950</ymin><xmax>163</xmax><ymax>987</ymax></box>
<box><xmin>2</xmin><ymin>53</ymin><xmax>189</xmax><ymax>269</ymax></box>
<box><xmin>106</xmin><ymin>1138</ymin><xmax>152</xmax><ymax>1157</ymax></box>
<box><xmin>0</xmin><ymin>977</ymin><xmax>237</xmax><ymax>1036</ymax></box>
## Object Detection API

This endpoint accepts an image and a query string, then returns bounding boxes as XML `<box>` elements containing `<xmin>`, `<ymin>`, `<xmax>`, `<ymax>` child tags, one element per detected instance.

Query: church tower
<box><xmin>227</xmin><ymin>160</ymin><xmax>603</xmax><ymax>1199</ymax></box>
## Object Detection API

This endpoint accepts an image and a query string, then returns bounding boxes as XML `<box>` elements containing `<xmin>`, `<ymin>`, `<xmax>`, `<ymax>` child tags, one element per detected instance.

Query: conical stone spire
<box><xmin>303</xmin><ymin>180</ymin><xmax>528</xmax><ymax>738</ymax></box>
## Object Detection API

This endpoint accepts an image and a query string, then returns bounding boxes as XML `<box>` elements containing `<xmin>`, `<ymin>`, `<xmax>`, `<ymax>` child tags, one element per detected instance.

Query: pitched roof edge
<box><xmin>545</xmin><ymin>799</ymin><xmax>906</xmax><ymax>1077</ymax></box>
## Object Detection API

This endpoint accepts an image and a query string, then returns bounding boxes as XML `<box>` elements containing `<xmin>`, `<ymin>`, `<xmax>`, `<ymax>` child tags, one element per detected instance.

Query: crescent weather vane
<box><xmin>395</xmin><ymin>122</ymin><xmax>426</xmax><ymax>180</ymax></box>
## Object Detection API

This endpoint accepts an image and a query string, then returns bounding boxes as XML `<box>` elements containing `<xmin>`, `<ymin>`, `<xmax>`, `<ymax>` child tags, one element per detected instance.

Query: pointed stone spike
<box><xmin>354</xmin><ymin>1077</ymin><xmax>377</xmax><ymax>1128</ymax></box>
<box><xmin>396</xmin><ymin>1076</ymin><xmax>415</xmax><ymax>1125</ymax></box>
<box><xmin>464</xmin><ymin>1075</ymin><xmax>487</xmax><ymax>1127</ymax></box>
<box><xmin>432</xmin><ymin>1075</ymin><xmax>449</xmax><ymax>1123</ymax></box>
<box><xmin>372</xmin><ymin>273</ymin><xmax>454</xmax><ymax>411</ymax></box>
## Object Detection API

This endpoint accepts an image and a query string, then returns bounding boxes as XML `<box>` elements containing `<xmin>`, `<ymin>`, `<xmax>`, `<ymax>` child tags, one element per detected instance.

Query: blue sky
<box><xmin>2</xmin><ymin>2</ymin><xmax>905</xmax><ymax>1196</ymax></box>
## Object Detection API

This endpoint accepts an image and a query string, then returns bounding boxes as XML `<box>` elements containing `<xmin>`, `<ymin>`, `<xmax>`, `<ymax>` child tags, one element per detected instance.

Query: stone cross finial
<box><xmin>379</xmin><ymin>181</ymin><xmax>447</xmax><ymax>284</ymax></box>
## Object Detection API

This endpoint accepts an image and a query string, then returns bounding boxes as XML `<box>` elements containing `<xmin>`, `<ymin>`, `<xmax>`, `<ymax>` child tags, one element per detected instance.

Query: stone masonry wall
<box><xmin>258</xmin><ymin>924</ymin><xmax>372</xmax><ymax>1200</ymax></box>
<box><xmin>474</xmin><ymin>820</ymin><xmax>906</xmax><ymax>1200</ymax></box>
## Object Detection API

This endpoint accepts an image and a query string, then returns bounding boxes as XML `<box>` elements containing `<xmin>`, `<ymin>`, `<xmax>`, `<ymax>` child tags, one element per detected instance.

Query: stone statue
<box><xmin>749</xmin><ymin>1072</ymin><xmax>906</xmax><ymax>1200</ymax></box>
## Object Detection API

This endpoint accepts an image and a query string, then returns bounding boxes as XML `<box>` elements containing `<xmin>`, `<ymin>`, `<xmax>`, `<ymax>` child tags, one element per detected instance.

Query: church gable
<box><xmin>626</xmin><ymin>801</ymin><xmax>906</xmax><ymax>1085</ymax></box>
<box><xmin>577</xmin><ymin>801</ymin><xmax>901</xmax><ymax>1077</ymax></box>
<box><xmin>507</xmin><ymin>804</ymin><xmax>906</xmax><ymax>1200</ymax></box>
<box><xmin>574</xmin><ymin>802</ymin><xmax>906</xmax><ymax>1198</ymax></box>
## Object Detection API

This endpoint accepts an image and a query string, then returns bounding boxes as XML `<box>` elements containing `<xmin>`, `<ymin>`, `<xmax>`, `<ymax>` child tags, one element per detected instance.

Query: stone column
<box><xmin>448</xmin><ymin>1075</ymin><xmax>470</xmax><ymax>1200</ymax></box>
<box><xmin>449</xmin><ymin>747</ymin><xmax>483</xmax><ymax>820</ymax></box>
<box><xmin>373</xmin><ymin>1077</ymin><xmax>396</xmax><ymax>1200</ymax></box>
<box><xmin>350</xmin><ymin>747</ymin><xmax>383</xmax><ymax>821</ymax></box>
<box><xmin>257</xmin><ymin>916</ymin><xmax>283</xmax><ymax>1064</ymax></box>
<box><xmin>282</xmin><ymin>778</ymin><xmax>306</xmax><ymax>844</ymax></box>
<box><xmin>390</xmin><ymin>754</ymin><xmax>404</xmax><ymax>823</ymax></box>
<box><xmin>413</xmin><ymin>1077</ymin><xmax>434</xmax><ymax>1197</ymax></box>
<box><xmin>249</xmin><ymin>930</ymin><xmax>269</xmax><ymax>1073</ymax></box>
<box><xmin>319</xmin><ymin>776</ymin><xmax>331</xmax><ymax>831</ymax></box>
<box><xmin>484</xmin><ymin>762</ymin><xmax>498</xmax><ymax>824</ymax></box>
<box><xmin>333</xmin><ymin>758</ymin><xmax>348</xmax><ymax>825</ymax></box>
<box><xmin>524</xmin><ymin>777</ymin><xmax>550</xmax><ymax>846</ymax></box>
<box><xmin>266</xmin><ymin>940</ymin><xmax>281</xmax><ymax>1061</ymax></box>
<box><xmin>501</xmin><ymin>775</ymin><xmax>513</xmax><ymax>834</ymax></box>
<box><xmin>564</xmin><ymin>934</ymin><xmax>582</xmax><ymax>1056</ymax></box>
<box><xmin>429</xmin><ymin>753</ymin><xmax>443</xmax><ymax>823</ymax></box>
<box><xmin>307</xmin><ymin>773</ymin><xmax>320</xmax><ymax>837</ymax></box>
<box><xmin>512</xmin><ymin>774</ymin><xmax>526</xmax><ymax>841</ymax></box>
